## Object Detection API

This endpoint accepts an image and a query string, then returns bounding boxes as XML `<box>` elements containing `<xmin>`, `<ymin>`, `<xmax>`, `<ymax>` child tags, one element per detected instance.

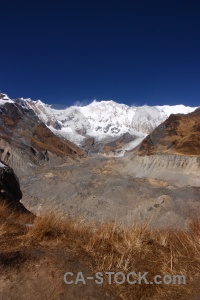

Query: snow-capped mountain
<box><xmin>0</xmin><ymin>93</ymin><xmax>197</xmax><ymax>155</ymax></box>
<box><xmin>0</xmin><ymin>93</ymin><xmax>14</xmax><ymax>104</ymax></box>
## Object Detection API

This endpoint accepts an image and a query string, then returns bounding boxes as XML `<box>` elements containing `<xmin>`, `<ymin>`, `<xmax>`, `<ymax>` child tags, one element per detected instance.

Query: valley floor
<box><xmin>19</xmin><ymin>155</ymin><xmax>200</xmax><ymax>230</ymax></box>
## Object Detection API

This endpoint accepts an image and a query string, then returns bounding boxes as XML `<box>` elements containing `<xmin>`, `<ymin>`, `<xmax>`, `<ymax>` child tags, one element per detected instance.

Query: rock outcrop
<box><xmin>101</xmin><ymin>133</ymin><xmax>137</xmax><ymax>154</ymax></box>
<box><xmin>0</xmin><ymin>161</ymin><xmax>30</xmax><ymax>213</ymax></box>
<box><xmin>0</xmin><ymin>162</ymin><xmax>22</xmax><ymax>202</ymax></box>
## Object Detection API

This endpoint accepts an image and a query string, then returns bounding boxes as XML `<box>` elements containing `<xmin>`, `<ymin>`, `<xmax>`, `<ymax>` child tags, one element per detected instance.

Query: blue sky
<box><xmin>0</xmin><ymin>0</ymin><xmax>199</xmax><ymax>107</ymax></box>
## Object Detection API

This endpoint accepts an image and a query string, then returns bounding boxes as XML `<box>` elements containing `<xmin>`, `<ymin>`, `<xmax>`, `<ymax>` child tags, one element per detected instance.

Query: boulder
<box><xmin>0</xmin><ymin>161</ymin><xmax>30</xmax><ymax>213</ymax></box>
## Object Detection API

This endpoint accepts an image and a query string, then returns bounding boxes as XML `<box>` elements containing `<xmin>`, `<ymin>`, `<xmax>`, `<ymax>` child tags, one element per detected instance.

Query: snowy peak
<box><xmin>0</xmin><ymin>93</ymin><xmax>14</xmax><ymax>104</ymax></box>
<box><xmin>0</xmin><ymin>93</ymin><xmax>10</xmax><ymax>100</ymax></box>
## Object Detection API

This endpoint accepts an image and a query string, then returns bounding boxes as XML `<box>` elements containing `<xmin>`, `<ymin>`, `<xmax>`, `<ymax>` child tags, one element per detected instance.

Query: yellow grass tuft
<box><xmin>0</xmin><ymin>202</ymin><xmax>200</xmax><ymax>299</ymax></box>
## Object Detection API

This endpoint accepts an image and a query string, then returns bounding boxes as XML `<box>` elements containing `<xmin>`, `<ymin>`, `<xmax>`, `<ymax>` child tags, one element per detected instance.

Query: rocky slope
<box><xmin>0</xmin><ymin>95</ymin><xmax>86</xmax><ymax>174</ymax></box>
<box><xmin>136</xmin><ymin>108</ymin><xmax>200</xmax><ymax>156</ymax></box>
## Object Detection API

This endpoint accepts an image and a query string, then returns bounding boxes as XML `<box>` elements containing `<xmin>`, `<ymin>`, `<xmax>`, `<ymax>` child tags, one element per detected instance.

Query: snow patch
<box><xmin>0</xmin><ymin>162</ymin><xmax>6</xmax><ymax>168</ymax></box>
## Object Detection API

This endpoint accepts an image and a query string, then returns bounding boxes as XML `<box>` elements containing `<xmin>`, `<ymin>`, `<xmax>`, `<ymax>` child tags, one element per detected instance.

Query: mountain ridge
<box><xmin>0</xmin><ymin>96</ymin><xmax>86</xmax><ymax>173</ymax></box>
<box><xmin>136</xmin><ymin>107</ymin><xmax>200</xmax><ymax>156</ymax></box>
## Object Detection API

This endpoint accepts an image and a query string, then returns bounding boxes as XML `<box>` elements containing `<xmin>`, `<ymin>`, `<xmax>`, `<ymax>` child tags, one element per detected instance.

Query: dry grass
<box><xmin>0</xmin><ymin>203</ymin><xmax>200</xmax><ymax>300</ymax></box>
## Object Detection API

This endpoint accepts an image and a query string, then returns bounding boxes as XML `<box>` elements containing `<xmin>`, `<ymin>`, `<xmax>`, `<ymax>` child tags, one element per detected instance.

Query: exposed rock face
<box><xmin>101</xmin><ymin>133</ymin><xmax>137</xmax><ymax>154</ymax></box>
<box><xmin>0</xmin><ymin>102</ymin><xmax>86</xmax><ymax>173</ymax></box>
<box><xmin>0</xmin><ymin>162</ymin><xmax>22</xmax><ymax>203</ymax></box>
<box><xmin>136</xmin><ymin>108</ymin><xmax>200</xmax><ymax>156</ymax></box>
<box><xmin>82</xmin><ymin>137</ymin><xmax>95</xmax><ymax>152</ymax></box>
<box><xmin>0</xmin><ymin>161</ymin><xmax>32</xmax><ymax>214</ymax></box>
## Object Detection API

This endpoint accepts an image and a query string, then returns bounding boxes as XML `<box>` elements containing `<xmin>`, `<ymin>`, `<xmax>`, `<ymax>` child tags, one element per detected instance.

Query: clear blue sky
<box><xmin>1</xmin><ymin>0</ymin><xmax>199</xmax><ymax>107</ymax></box>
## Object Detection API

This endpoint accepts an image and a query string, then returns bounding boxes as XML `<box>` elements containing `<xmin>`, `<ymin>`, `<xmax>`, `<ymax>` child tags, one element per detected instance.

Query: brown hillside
<box><xmin>0</xmin><ymin>102</ymin><xmax>86</xmax><ymax>167</ymax></box>
<box><xmin>137</xmin><ymin>108</ymin><xmax>200</xmax><ymax>156</ymax></box>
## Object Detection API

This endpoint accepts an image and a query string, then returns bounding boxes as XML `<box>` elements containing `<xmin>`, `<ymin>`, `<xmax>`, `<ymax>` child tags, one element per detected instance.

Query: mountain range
<box><xmin>0</xmin><ymin>93</ymin><xmax>197</xmax><ymax>156</ymax></box>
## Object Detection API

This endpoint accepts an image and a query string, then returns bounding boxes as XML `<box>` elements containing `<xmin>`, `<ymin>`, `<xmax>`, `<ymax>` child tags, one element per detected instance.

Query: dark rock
<box><xmin>84</xmin><ymin>137</ymin><xmax>95</xmax><ymax>147</ymax></box>
<box><xmin>111</xmin><ymin>127</ymin><xmax>120</xmax><ymax>134</ymax></box>
<box><xmin>101</xmin><ymin>133</ymin><xmax>137</xmax><ymax>153</ymax></box>
<box><xmin>54</xmin><ymin>120</ymin><xmax>62</xmax><ymax>130</ymax></box>
<box><xmin>0</xmin><ymin>162</ymin><xmax>22</xmax><ymax>203</ymax></box>
<box><xmin>0</xmin><ymin>161</ymin><xmax>32</xmax><ymax>214</ymax></box>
